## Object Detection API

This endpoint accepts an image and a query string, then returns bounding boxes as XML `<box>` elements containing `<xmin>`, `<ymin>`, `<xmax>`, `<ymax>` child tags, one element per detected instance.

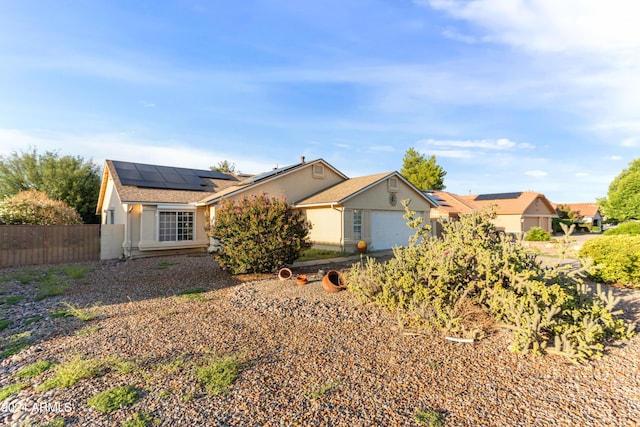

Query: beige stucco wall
<box><xmin>228</xmin><ymin>163</ymin><xmax>345</xmax><ymax>204</ymax></box>
<box><xmin>284</xmin><ymin>176</ymin><xmax>434</xmax><ymax>252</ymax></box>
<box><xmin>304</xmin><ymin>206</ymin><xmax>344</xmax><ymax>251</ymax></box>
<box><xmin>100</xmin><ymin>224</ymin><xmax>124</xmax><ymax>260</ymax></box>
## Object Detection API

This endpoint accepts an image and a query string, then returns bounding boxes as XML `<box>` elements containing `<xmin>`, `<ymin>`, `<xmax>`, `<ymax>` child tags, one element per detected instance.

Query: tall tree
<box><xmin>400</xmin><ymin>147</ymin><xmax>446</xmax><ymax>191</ymax></box>
<box><xmin>0</xmin><ymin>148</ymin><xmax>101</xmax><ymax>223</ymax></box>
<box><xmin>599</xmin><ymin>158</ymin><xmax>640</xmax><ymax>222</ymax></box>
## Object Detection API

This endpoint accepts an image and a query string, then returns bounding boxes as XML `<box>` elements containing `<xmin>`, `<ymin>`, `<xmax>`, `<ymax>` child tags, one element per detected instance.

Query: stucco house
<box><xmin>430</xmin><ymin>191</ymin><xmax>556</xmax><ymax>235</ymax></box>
<box><xmin>96</xmin><ymin>157</ymin><xmax>436</xmax><ymax>259</ymax></box>
<box><xmin>554</xmin><ymin>202</ymin><xmax>603</xmax><ymax>230</ymax></box>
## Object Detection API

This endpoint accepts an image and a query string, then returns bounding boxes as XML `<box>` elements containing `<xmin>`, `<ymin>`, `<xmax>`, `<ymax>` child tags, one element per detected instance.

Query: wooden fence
<box><xmin>0</xmin><ymin>224</ymin><xmax>100</xmax><ymax>268</ymax></box>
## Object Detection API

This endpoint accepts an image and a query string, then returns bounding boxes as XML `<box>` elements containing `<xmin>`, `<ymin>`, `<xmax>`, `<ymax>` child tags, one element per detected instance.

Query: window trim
<box><xmin>156</xmin><ymin>206</ymin><xmax>196</xmax><ymax>242</ymax></box>
<box><xmin>353</xmin><ymin>210</ymin><xmax>362</xmax><ymax>241</ymax></box>
<box><xmin>312</xmin><ymin>164</ymin><xmax>325</xmax><ymax>178</ymax></box>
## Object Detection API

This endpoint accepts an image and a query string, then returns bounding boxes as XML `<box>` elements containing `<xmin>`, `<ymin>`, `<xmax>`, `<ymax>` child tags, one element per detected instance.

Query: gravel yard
<box><xmin>1</xmin><ymin>254</ymin><xmax>639</xmax><ymax>426</ymax></box>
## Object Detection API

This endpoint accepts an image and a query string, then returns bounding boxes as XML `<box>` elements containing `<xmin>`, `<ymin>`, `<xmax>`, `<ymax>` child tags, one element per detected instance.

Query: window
<box><xmin>313</xmin><ymin>164</ymin><xmax>325</xmax><ymax>178</ymax></box>
<box><xmin>159</xmin><ymin>211</ymin><xmax>194</xmax><ymax>242</ymax></box>
<box><xmin>388</xmin><ymin>177</ymin><xmax>398</xmax><ymax>191</ymax></box>
<box><xmin>353</xmin><ymin>210</ymin><xmax>362</xmax><ymax>241</ymax></box>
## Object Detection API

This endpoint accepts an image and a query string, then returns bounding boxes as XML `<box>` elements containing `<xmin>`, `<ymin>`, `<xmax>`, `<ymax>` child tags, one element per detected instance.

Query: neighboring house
<box><xmin>554</xmin><ymin>203</ymin><xmax>603</xmax><ymax>230</ymax></box>
<box><xmin>97</xmin><ymin>157</ymin><xmax>436</xmax><ymax>259</ymax></box>
<box><xmin>430</xmin><ymin>191</ymin><xmax>556</xmax><ymax>234</ymax></box>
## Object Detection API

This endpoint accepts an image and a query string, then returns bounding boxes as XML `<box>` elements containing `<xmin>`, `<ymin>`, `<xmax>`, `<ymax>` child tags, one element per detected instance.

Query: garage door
<box><xmin>370</xmin><ymin>211</ymin><xmax>418</xmax><ymax>250</ymax></box>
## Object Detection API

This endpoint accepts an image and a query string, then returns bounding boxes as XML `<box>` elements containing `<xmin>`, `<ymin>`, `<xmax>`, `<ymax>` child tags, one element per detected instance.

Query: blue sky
<box><xmin>1</xmin><ymin>1</ymin><xmax>639</xmax><ymax>203</ymax></box>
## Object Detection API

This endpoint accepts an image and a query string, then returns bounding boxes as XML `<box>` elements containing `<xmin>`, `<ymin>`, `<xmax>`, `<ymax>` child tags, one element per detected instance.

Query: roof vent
<box><xmin>301</xmin><ymin>156</ymin><xmax>306</xmax><ymax>164</ymax></box>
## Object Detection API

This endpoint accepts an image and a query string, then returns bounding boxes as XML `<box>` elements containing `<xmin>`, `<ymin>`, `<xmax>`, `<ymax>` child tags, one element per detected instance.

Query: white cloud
<box><xmin>525</xmin><ymin>170</ymin><xmax>547</xmax><ymax>177</ymax></box>
<box><xmin>419</xmin><ymin>138</ymin><xmax>534</xmax><ymax>151</ymax></box>
<box><xmin>607</xmin><ymin>155</ymin><xmax>623</xmax><ymax>161</ymax></box>
<box><xmin>368</xmin><ymin>145</ymin><xmax>396</xmax><ymax>152</ymax></box>
<box><xmin>621</xmin><ymin>137</ymin><xmax>639</xmax><ymax>147</ymax></box>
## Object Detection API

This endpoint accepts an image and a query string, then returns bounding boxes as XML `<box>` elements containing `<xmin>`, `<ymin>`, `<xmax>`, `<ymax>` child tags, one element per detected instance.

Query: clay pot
<box><xmin>322</xmin><ymin>270</ymin><xmax>346</xmax><ymax>293</ymax></box>
<box><xmin>278</xmin><ymin>267</ymin><xmax>292</xmax><ymax>280</ymax></box>
<box><xmin>295</xmin><ymin>275</ymin><xmax>308</xmax><ymax>286</ymax></box>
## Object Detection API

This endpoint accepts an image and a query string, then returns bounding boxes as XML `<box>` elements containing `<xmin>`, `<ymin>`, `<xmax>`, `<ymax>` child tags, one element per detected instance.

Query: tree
<box><xmin>400</xmin><ymin>147</ymin><xmax>446</xmax><ymax>191</ymax></box>
<box><xmin>0</xmin><ymin>190</ymin><xmax>82</xmax><ymax>225</ymax></box>
<box><xmin>599</xmin><ymin>158</ymin><xmax>640</xmax><ymax>222</ymax></box>
<box><xmin>555</xmin><ymin>204</ymin><xmax>581</xmax><ymax>222</ymax></box>
<box><xmin>211</xmin><ymin>194</ymin><xmax>311</xmax><ymax>274</ymax></box>
<box><xmin>0</xmin><ymin>148</ymin><xmax>101</xmax><ymax>223</ymax></box>
<box><xmin>210</xmin><ymin>160</ymin><xmax>238</xmax><ymax>174</ymax></box>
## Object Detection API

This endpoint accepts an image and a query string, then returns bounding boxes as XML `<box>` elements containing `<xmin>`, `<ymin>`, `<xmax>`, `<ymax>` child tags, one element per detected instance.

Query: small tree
<box><xmin>211</xmin><ymin>194</ymin><xmax>311</xmax><ymax>274</ymax></box>
<box><xmin>0</xmin><ymin>190</ymin><xmax>82</xmax><ymax>225</ymax></box>
<box><xmin>210</xmin><ymin>160</ymin><xmax>238</xmax><ymax>174</ymax></box>
<box><xmin>400</xmin><ymin>147</ymin><xmax>446</xmax><ymax>191</ymax></box>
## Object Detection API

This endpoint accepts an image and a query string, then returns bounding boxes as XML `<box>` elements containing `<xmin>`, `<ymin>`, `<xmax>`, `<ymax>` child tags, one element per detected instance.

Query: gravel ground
<box><xmin>1</xmin><ymin>253</ymin><xmax>639</xmax><ymax>427</ymax></box>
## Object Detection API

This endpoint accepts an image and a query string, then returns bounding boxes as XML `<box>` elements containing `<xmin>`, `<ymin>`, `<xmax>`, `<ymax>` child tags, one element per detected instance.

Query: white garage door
<box><xmin>371</xmin><ymin>211</ymin><xmax>417</xmax><ymax>250</ymax></box>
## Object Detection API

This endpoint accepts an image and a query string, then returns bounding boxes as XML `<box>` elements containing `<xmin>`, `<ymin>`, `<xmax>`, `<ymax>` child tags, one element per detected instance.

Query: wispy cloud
<box><xmin>420</xmin><ymin>138</ymin><xmax>534</xmax><ymax>150</ymax></box>
<box><xmin>525</xmin><ymin>170</ymin><xmax>547</xmax><ymax>177</ymax></box>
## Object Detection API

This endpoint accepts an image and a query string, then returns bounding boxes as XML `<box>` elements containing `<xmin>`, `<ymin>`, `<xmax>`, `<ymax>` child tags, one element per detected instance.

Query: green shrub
<box><xmin>36</xmin><ymin>355</ymin><xmax>103</xmax><ymax>391</ymax></box>
<box><xmin>87</xmin><ymin>386</ymin><xmax>138</xmax><ymax>413</ymax></box>
<box><xmin>14</xmin><ymin>360</ymin><xmax>53</xmax><ymax>379</ymax></box>
<box><xmin>194</xmin><ymin>353</ymin><xmax>245</xmax><ymax>395</ymax></box>
<box><xmin>345</xmin><ymin>206</ymin><xmax>635</xmax><ymax>362</ymax></box>
<box><xmin>603</xmin><ymin>222</ymin><xmax>640</xmax><ymax>236</ymax></box>
<box><xmin>211</xmin><ymin>193</ymin><xmax>311</xmax><ymax>274</ymax></box>
<box><xmin>123</xmin><ymin>412</ymin><xmax>156</xmax><ymax>427</ymax></box>
<box><xmin>552</xmin><ymin>217</ymin><xmax>573</xmax><ymax>233</ymax></box>
<box><xmin>0</xmin><ymin>382</ymin><xmax>29</xmax><ymax>402</ymax></box>
<box><xmin>525</xmin><ymin>226</ymin><xmax>551</xmax><ymax>241</ymax></box>
<box><xmin>579</xmin><ymin>236</ymin><xmax>640</xmax><ymax>287</ymax></box>
<box><xmin>414</xmin><ymin>409</ymin><xmax>443</xmax><ymax>427</ymax></box>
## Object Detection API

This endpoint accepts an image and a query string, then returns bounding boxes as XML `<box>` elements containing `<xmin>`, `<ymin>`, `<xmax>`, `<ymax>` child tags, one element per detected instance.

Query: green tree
<box><xmin>0</xmin><ymin>190</ymin><xmax>82</xmax><ymax>225</ymax></box>
<box><xmin>400</xmin><ymin>147</ymin><xmax>446</xmax><ymax>191</ymax></box>
<box><xmin>211</xmin><ymin>194</ymin><xmax>311</xmax><ymax>274</ymax></box>
<box><xmin>210</xmin><ymin>160</ymin><xmax>238</xmax><ymax>174</ymax></box>
<box><xmin>0</xmin><ymin>148</ymin><xmax>101</xmax><ymax>223</ymax></box>
<box><xmin>555</xmin><ymin>203</ymin><xmax>580</xmax><ymax>222</ymax></box>
<box><xmin>599</xmin><ymin>158</ymin><xmax>640</xmax><ymax>222</ymax></box>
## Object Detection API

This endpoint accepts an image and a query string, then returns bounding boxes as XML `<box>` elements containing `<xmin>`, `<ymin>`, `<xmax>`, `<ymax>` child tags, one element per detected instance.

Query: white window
<box><xmin>159</xmin><ymin>211</ymin><xmax>194</xmax><ymax>242</ymax></box>
<box><xmin>353</xmin><ymin>210</ymin><xmax>362</xmax><ymax>241</ymax></box>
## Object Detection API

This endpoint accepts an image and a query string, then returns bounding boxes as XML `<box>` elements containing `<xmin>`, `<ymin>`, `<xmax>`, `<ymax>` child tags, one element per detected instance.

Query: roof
<box><xmin>430</xmin><ymin>191</ymin><xmax>475</xmax><ymax>216</ymax></box>
<box><xmin>199</xmin><ymin>158</ymin><xmax>348</xmax><ymax>205</ymax></box>
<box><xmin>97</xmin><ymin>160</ymin><xmax>241</xmax><ymax>210</ymax></box>
<box><xmin>295</xmin><ymin>171</ymin><xmax>438</xmax><ymax>208</ymax></box>
<box><xmin>432</xmin><ymin>191</ymin><xmax>556</xmax><ymax>216</ymax></box>
<box><xmin>556</xmin><ymin>203</ymin><xmax>601</xmax><ymax>218</ymax></box>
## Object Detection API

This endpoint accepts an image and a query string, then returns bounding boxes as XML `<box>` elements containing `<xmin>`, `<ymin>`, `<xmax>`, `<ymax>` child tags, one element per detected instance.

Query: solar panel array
<box><xmin>240</xmin><ymin>163</ymin><xmax>298</xmax><ymax>185</ymax></box>
<box><xmin>112</xmin><ymin>160</ymin><xmax>234</xmax><ymax>191</ymax></box>
<box><xmin>474</xmin><ymin>192</ymin><xmax>522</xmax><ymax>201</ymax></box>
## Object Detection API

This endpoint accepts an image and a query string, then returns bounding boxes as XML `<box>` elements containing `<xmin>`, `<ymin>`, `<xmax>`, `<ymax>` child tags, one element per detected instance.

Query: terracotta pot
<box><xmin>296</xmin><ymin>275</ymin><xmax>308</xmax><ymax>286</ymax></box>
<box><xmin>278</xmin><ymin>267</ymin><xmax>292</xmax><ymax>280</ymax></box>
<box><xmin>322</xmin><ymin>270</ymin><xmax>346</xmax><ymax>293</ymax></box>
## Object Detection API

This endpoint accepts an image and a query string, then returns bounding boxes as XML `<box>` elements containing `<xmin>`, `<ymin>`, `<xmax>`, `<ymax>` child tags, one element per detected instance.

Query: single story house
<box><xmin>96</xmin><ymin>157</ymin><xmax>436</xmax><ymax>259</ymax></box>
<box><xmin>554</xmin><ymin>203</ymin><xmax>603</xmax><ymax>230</ymax></box>
<box><xmin>429</xmin><ymin>191</ymin><xmax>557</xmax><ymax>235</ymax></box>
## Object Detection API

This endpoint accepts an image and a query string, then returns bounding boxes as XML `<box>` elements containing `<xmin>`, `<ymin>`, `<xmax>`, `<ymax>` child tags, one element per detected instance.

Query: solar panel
<box><xmin>112</xmin><ymin>160</ymin><xmax>234</xmax><ymax>191</ymax></box>
<box><xmin>474</xmin><ymin>192</ymin><xmax>522</xmax><ymax>201</ymax></box>
<box><xmin>240</xmin><ymin>163</ymin><xmax>298</xmax><ymax>185</ymax></box>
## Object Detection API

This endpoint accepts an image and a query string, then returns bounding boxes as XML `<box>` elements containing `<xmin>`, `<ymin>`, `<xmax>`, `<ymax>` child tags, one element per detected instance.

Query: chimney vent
<box><xmin>301</xmin><ymin>156</ymin><xmax>306</xmax><ymax>164</ymax></box>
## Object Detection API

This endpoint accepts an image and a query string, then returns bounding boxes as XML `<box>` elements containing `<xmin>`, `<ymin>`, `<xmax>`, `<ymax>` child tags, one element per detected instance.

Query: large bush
<box><xmin>579</xmin><ymin>236</ymin><xmax>640</xmax><ymax>287</ymax></box>
<box><xmin>0</xmin><ymin>190</ymin><xmax>82</xmax><ymax>225</ymax></box>
<box><xmin>211</xmin><ymin>194</ymin><xmax>311</xmax><ymax>274</ymax></box>
<box><xmin>345</xmin><ymin>206</ymin><xmax>635</xmax><ymax>362</ymax></box>
<box><xmin>603</xmin><ymin>222</ymin><xmax>640</xmax><ymax>236</ymax></box>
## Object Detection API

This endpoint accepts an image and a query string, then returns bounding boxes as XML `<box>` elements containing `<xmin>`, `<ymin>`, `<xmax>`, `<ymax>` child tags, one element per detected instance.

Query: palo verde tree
<box><xmin>210</xmin><ymin>193</ymin><xmax>312</xmax><ymax>274</ymax></box>
<box><xmin>400</xmin><ymin>147</ymin><xmax>446</xmax><ymax>191</ymax></box>
<box><xmin>0</xmin><ymin>148</ymin><xmax>101</xmax><ymax>223</ymax></box>
<box><xmin>598</xmin><ymin>158</ymin><xmax>640</xmax><ymax>222</ymax></box>
<box><xmin>0</xmin><ymin>190</ymin><xmax>82</xmax><ymax>225</ymax></box>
